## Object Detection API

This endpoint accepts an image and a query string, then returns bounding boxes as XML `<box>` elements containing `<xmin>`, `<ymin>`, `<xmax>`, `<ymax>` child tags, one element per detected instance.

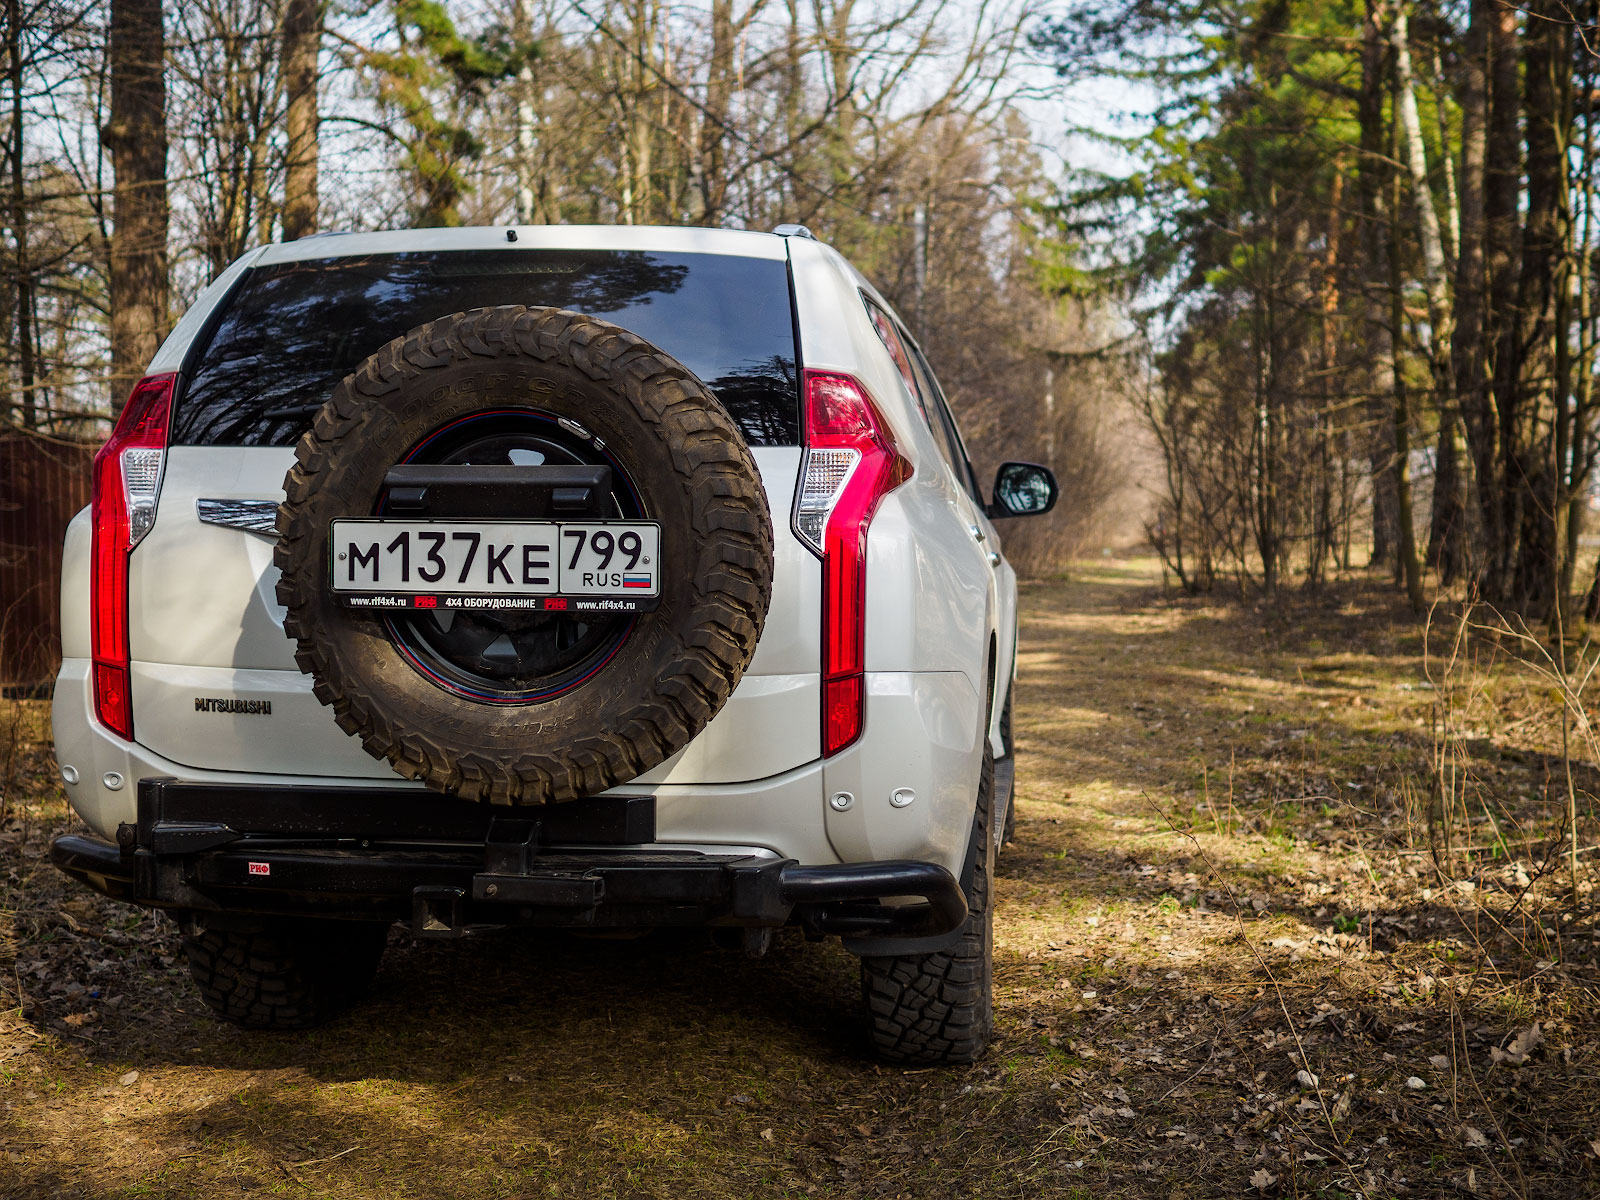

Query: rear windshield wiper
<box><xmin>261</xmin><ymin>401</ymin><xmax>328</xmax><ymax>420</ymax></box>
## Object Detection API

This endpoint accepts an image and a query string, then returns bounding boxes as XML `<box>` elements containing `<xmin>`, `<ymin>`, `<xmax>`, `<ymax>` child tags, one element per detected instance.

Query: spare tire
<box><xmin>273</xmin><ymin>305</ymin><xmax>774</xmax><ymax>804</ymax></box>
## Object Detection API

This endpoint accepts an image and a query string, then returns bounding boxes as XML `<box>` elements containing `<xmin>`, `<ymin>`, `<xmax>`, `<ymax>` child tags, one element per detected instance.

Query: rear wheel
<box><xmin>860</xmin><ymin>746</ymin><xmax>995</xmax><ymax>1065</ymax></box>
<box><xmin>180</xmin><ymin>917</ymin><xmax>388</xmax><ymax>1031</ymax></box>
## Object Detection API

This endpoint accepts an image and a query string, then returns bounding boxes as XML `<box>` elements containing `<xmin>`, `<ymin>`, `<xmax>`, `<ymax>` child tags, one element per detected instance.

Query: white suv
<box><xmin>49</xmin><ymin>224</ymin><xmax>1056</xmax><ymax>1064</ymax></box>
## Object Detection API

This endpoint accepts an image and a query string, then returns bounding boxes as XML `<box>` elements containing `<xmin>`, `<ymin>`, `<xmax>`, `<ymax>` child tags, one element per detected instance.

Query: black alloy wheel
<box><xmin>379</xmin><ymin>410</ymin><xmax>640</xmax><ymax>704</ymax></box>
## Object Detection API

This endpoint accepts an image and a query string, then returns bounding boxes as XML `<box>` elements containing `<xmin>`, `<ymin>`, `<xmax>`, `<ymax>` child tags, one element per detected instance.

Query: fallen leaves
<box><xmin>9</xmin><ymin>567</ymin><xmax>1600</xmax><ymax>1199</ymax></box>
<box><xmin>1490</xmin><ymin>1023</ymin><xmax>1543</xmax><ymax>1067</ymax></box>
<box><xmin>1330</xmin><ymin>1088</ymin><xmax>1353</xmax><ymax>1122</ymax></box>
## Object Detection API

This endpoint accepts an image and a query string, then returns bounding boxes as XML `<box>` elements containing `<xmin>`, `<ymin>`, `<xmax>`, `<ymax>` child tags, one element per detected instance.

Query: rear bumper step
<box><xmin>50</xmin><ymin>778</ymin><xmax>966</xmax><ymax>944</ymax></box>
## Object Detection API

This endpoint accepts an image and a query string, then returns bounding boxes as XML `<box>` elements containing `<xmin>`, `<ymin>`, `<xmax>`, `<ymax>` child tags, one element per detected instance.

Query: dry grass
<box><xmin>2</xmin><ymin>558</ymin><xmax>1597</xmax><ymax>1198</ymax></box>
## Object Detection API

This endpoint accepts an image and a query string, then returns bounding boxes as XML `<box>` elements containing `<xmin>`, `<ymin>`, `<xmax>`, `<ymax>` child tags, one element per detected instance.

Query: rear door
<box><xmin>902</xmin><ymin>330</ymin><xmax>998</xmax><ymax>575</ymax></box>
<box><xmin>902</xmin><ymin>333</ymin><xmax>1014</xmax><ymax>731</ymax></box>
<box><xmin>862</xmin><ymin>298</ymin><xmax>999</xmax><ymax>613</ymax></box>
<box><xmin>127</xmin><ymin>240</ymin><xmax>820</xmax><ymax>783</ymax></box>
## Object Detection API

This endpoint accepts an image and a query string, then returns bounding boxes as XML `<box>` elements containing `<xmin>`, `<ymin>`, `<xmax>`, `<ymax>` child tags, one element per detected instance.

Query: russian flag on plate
<box><xmin>622</xmin><ymin>574</ymin><xmax>652</xmax><ymax>589</ymax></box>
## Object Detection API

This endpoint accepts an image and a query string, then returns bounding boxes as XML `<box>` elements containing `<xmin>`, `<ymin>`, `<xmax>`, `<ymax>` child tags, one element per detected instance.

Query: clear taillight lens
<box><xmin>91</xmin><ymin>373</ymin><xmax>174</xmax><ymax>740</ymax></box>
<box><xmin>122</xmin><ymin>447</ymin><xmax>165</xmax><ymax>543</ymax></box>
<box><xmin>793</xmin><ymin>370</ymin><xmax>911</xmax><ymax>756</ymax></box>
<box><xmin>794</xmin><ymin>447</ymin><xmax>860</xmax><ymax>551</ymax></box>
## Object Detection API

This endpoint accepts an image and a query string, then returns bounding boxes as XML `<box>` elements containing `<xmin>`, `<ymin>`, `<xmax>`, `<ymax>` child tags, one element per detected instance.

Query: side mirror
<box><xmin>987</xmin><ymin>461</ymin><xmax>1058</xmax><ymax>519</ymax></box>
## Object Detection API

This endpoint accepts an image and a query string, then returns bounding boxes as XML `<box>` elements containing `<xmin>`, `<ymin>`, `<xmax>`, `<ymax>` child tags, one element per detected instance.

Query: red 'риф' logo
<box><xmin>248</xmin><ymin>862</ymin><xmax>271</xmax><ymax>876</ymax></box>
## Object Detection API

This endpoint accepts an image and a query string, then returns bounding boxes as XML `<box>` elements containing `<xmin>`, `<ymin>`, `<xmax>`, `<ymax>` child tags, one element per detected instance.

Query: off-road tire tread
<box><xmin>860</xmin><ymin>747</ymin><xmax>995</xmax><ymax>1065</ymax></box>
<box><xmin>181</xmin><ymin>919</ymin><xmax>387</xmax><ymax>1031</ymax></box>
<box><xmin>273</xmin><ymin>306</ymin><xmax>774</xmax><ymax>804</ymax></box>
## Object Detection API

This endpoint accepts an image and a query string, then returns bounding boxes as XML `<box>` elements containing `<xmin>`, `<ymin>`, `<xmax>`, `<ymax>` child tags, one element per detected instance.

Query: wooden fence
<box><xmin>0</xmin><ymin>432</ymin><xmax>96</xmax><ymax>689</ymax></box>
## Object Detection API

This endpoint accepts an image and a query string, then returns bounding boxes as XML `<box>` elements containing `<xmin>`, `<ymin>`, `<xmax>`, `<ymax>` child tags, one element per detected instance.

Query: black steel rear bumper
<box><xmin>50</xmin><ymin>778</ymin><xmax>967</xmax><ymax>948</ymax></box>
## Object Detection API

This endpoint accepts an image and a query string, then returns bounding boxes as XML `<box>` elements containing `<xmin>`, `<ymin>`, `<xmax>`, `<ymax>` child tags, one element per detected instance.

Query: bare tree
<box><xmin>1393</xmin><ymin>2</ymin><xmax>1464</xmax><ymax>581</ymax></box>
<box><xmin>104</xmin><ymin>0</ymin><xmax>167</xmax><ymax>409</ymax></box>
<box><xmin>5</xmin><ymin>0</ymin><xmax>36</xmax><ymax>428</ymax></box>
<box><xmin>170</xmin><ymin>0</ymin><xmax>288</xmax><ymax>275</ymax></box>
<box><xmin>280</xmin><ymin>0</ymin><xmax>322</xmax><ymax>240</ymax></box>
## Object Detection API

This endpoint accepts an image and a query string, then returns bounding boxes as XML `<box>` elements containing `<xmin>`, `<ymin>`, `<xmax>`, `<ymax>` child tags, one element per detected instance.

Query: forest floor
<box><xmin>3</xmin><ymin>557</ymin><xmax>1599</xmax><ymax>1199</ymax></box>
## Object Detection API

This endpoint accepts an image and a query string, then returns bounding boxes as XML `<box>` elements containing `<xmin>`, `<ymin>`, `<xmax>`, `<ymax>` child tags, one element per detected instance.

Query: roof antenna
<box><xmin>506</xmin><ymin>229</ymin><xmax>518</xmax><ymax>242</ymax></box>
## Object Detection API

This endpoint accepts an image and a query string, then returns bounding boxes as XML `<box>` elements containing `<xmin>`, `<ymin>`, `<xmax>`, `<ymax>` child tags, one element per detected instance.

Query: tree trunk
<box><xmin>1360</xmin><ymin>0</ymin><xmax>1400</xmax><ymax>573</ymax></box>
<box><xmin>1393</xmin><ymin>4</ymin><xmax>1465</xmax><ymax>581</ymax></box>
<box><xmin>104</xmin><ymin>0</ymin><xmax>169</xmax><ymax>411</ymax></box>
<box><xmin>280</xmin><ymin>0</ymin><xmax>322</xmax><ymax>241</ymax></box>
<box><xmin>823</xmin><ymin>0</ymin><xmax>858</xmax><ymax>142</ymax></box>
<box><xmin>1569</xmin><ymin>41</ymin><xmax>1597</xmax><ymax>606</ymax></box>
<box><xmin>1510</xmin><ymin>0</ymin><xmax>1571</xmax><ymax>615</ymax></box>
<box><xmin>1453</xmin><ymin>0</ymin><xmax>1492</xmax><ymax>591</ymax></box>
<box><xmin>1388</xmin><ymin>18</ymin><xmax>1425</xmax><ymax>611</ymax></box>
<box><xmin>628</xmin><ymin>0</ymin><xmax>658</xmax><ymax>224</ymax></box>
<box><xmin>6</xmin><ymin>0</ymin><xmax>36</xmax><ymax>429</ymax></box>
<box><xmin>1432</xmin><ymin>40</ymin><xmax>1460</xmax><ymax>269</ymax></box>
<box><xmin>698</xmin><ymin>0</ymin><xmax>734</xmax><ymax>225</ymax></box>
<box><xmin>1254</xmin><ymin>284</ymin><xmax>1278</xmax><ymax>596</ymax></box>
<box><xmin>1311</xmin><ymin>168</ymin><xmax>1344</xmax><ymax>588</ymax></box>
<box><xmin>1483</xmin><ymin>0</ymin><xmax>1521</xmax><ymax>600</ymax></box>
<box><xmin>1392</xmin><ymin>5</ymin><xmax>1452</xmax><ymax>315</ymax></box>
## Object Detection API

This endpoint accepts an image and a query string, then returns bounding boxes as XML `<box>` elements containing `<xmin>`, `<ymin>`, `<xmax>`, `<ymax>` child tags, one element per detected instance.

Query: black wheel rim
<box><xmin>379</xmin><ymin>410</ymin><xmax>640</xmax><ymax>704</ymax></box>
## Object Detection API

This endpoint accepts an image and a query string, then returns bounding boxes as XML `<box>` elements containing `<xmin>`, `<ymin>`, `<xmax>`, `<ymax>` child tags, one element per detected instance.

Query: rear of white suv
<box><xmin>49</xmin><ymin>224</ymin><xmax>1057</xmax><ymax>1063</ymax></box>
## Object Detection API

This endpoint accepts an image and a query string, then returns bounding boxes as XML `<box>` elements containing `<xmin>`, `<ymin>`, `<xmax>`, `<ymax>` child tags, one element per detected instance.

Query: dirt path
<box><xmin>3</xmin><ymin>560</ymin><xmax>1597</xmax><ymax>1198</ymax></box>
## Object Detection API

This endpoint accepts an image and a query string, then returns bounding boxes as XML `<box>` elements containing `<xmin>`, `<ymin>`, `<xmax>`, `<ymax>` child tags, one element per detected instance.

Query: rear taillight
<box><xmin>91</xmin><ymin>373</ymin><xmax>175</xmax><ymax>740</ymax></box>
<box><xmin>793</xmin><ymin>370</ymin><xmax>911</xmax><ymax>756</ymax></box>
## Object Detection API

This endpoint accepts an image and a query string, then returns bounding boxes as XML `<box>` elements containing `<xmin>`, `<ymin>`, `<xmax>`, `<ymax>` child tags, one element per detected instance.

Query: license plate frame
<box><xmin>328</xmin><ymin>518</ymin><xmax>662</xmax><ymax>613</ymax></box>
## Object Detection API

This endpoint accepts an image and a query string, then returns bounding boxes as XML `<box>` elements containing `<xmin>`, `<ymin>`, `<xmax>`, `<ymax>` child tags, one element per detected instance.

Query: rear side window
<box><xmin>863</xmin><ymin>294</ymin><xmax>967</xmax><ymax>481</ymax></box>
<box><xmin>173</xmin><ymin>249</ymin><xmax>801</xmax><ymax>447</ymax></box>
<box><xmin>862</xmin><ymin>297</ymin><xmax>927</xmax><ymax>422</ymax></box>
<box><xmin>906</xmin><ymin>339</ymin><xmax>983</xmax><ymax>503</ymax></box>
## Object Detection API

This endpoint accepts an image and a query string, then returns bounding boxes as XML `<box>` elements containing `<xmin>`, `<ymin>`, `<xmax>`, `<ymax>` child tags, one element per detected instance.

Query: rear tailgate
<box><xmin>126</xmin><ymin>237</ymin><xmax>820</xmax><ymax>786</ymax></box>
<box><xmin>128</xmin><ymin>445</ymin><xmax>818</xmax><ymax>782</ymax></box>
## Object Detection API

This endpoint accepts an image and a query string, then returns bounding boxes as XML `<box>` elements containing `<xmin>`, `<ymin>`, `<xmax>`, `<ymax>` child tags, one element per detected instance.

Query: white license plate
<box><xmin>329</xmin><ymin>520</ymin><xmax>660</xmax><ymax>611</ymax></box>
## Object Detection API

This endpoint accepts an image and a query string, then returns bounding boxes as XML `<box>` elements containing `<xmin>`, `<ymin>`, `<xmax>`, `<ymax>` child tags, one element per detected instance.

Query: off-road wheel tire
<box><xmin>181</xmin><ymin>918</ymin><xmax>388</xmax><ymax>1031</ymax></box>
<box><xmin>860</xmin><ymin>746</ymin><xmax>995</xmax><ymax>1065</ymax></box>
<box><xmin>274</xmin><ymin>305</ymin><xmax>774</xmax><ymax>804</ymax></box>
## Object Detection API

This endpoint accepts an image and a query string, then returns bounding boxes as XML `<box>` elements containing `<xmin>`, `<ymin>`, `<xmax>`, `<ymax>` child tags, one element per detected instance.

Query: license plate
<box><xmin>329</xmin><ymin>520</ymin><xmax>660</xmax><ymax>612</ymax></box>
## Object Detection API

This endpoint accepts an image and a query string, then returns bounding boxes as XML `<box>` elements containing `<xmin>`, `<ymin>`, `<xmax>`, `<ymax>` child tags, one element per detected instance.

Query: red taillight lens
<box><xmin>794</xmin><ymin>370</ymin><xmax>911</xmax><ymax>756</ymax></box>
<box><xmin>91</xmin><ymin>373</ymin><xmax>175</xmax><ymax>740</ymax></box>
<box><xmin>824</xmin><ymin>675</ymin><xmax>864</xmax><ymax>757</ymax></box>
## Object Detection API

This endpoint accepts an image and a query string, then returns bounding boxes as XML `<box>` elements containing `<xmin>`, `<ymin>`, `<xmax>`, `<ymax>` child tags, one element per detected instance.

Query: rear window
<box><xmin>172</xmin><ymin>249</ymin><xmax>801</xmax><ymax>447</ymax></box>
